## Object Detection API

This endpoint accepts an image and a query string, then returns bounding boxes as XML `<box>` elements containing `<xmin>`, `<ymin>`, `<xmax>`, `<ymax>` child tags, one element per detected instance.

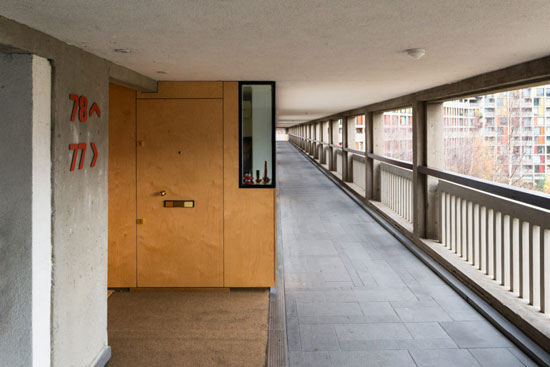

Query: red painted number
<box><xmin>78</xmin><ymin>143</ymin><xmax>87</xmax><ymax>169</ymax></box>
<box><xmin>69</xmin><ymin>143</ymin><xmax>94</xmax><ymax>171</ymax></box>
<box><xmin>69</xmin><ymin>94</ymin><xmax>100</xmax><ymax>122</ymax></box>
<box><xmin>69</xmin><ymin>94</ymin><xmax>79</xmax><ymax>121</ymax></box>
<box><xmin>69</xmin><ymin>144</ymin><xmax>79</xmax><ymax>171</ymax></box>
<box><xmin>78</xmin><ymin>96</ymin><xmax>88</xmax><ymax>122</ymax></box>
<box><xmin>89</xmin><ymin>103</ymin><xmax>101</xmax><ymax>118</ymax></box>
<box><xmin>90</xmin><ymin>142</ymin><xmax>98</xmax><ymax>168</ymax></box>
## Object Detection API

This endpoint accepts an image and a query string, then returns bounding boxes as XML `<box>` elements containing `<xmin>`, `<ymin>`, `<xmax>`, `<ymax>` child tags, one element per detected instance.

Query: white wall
<box><xmin>32</xmin><ymin>55</ymin><xmax>52</xmax><ymax>367</ymax></box>
<box><xmin>0</xmin><ymin>53</ymin><xmax>52</xmax><ymax>367</ymax></box>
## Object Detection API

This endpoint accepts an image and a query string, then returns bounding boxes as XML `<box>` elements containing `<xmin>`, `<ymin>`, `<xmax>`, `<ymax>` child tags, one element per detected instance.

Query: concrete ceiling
<box><xmin>2</xmin><ymin>1</ymin><xmax>550</xmax><ymax>127</ymax></box>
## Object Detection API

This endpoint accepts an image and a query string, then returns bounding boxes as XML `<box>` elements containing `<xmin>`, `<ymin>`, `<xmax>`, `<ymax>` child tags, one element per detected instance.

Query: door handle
<box><xmin>159</xmin><ymin>190</ymin><xmax>167</xmax><ymax>196</ymax></box>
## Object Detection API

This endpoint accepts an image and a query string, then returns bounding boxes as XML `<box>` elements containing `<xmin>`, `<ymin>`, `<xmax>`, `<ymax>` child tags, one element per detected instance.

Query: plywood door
<box><xmin>137</xmin><ymin>99</ymin><xmax>223</xmax><ymax>287</ymax></box>
<box><xmin>108</xmin><ymin>83</ymin><xmax>137</xmax><ymax>287</ymax></box>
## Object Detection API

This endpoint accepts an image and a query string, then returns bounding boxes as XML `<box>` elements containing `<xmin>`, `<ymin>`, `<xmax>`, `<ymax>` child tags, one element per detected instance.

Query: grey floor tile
<box><xmin>468</xmin><ymin>348</ymin><xmax>525</xmax><ymax>367</ymax></box>
<box><xmin>404</xmin><ymin>322</ymin><xmax>451</xmax><ymax>340</ymax></box>
<box><xmin>393</xmin><ymin>303</ymin><xmax>452</xmax><ymax>322</ymax></box>
<box><xmin>440</xmin><ymin>320</ymin><xmax>514</xmax><ymax>348</ymax></box>
<box><xmin>432</xmin><ymin>295</ymin><xmax>484</xmax><ymax>321</ymax></box>
<box><xmin>297</xmin><ymin>301</ymin><xmax>363</xmax><ymax>318</ymax></box>
<box><xmin>330</xmin><ymin>350</ymin><xmax>416</xmax><ymax>367</ymax></box>
<box><xmin>354</xmin><ymin>287</ymin><xmax>417</xmax><ymax>302</ymax></box>
<box><xmin>287</xmin><ymin>316</ymin><xmax>302</xmax><ymax>351</ymax></box>
<box><xmin>410</xmin><ymin>348</ymin><xmax>481</xmax><ymax>367</ymax></box>
<box><xmin>335</xmin><ymin>323</ymin><xmax>412</xmax><ymax>341</ymax></box>
<box><xmin>299</xmin><ymin>314</ymin><xmax>402</xmax><ymax>324</ymax></box>
<box><xmin>300</xmin><ymin>324</ymin><xmax>340</xmax><ymax>352</ymax></box>
<box><xmin>323</xmin><ymin>290</ymin><xmax>358</xmax><ymax>303</ymax></box>
<box><xmin>289</xmin><ymin>351</ymin><xmax>332</xmax><ymax>367</ymax></box>
<box><xmin>507</xmin><ymin>348</ymin><xmax>539</xmax><ymax>367</ymax></box>
<box><xmin>339</xmin><ymin>337</ymin><xmax>458</xmax><ymax>351</ymax></box>
<box><xmin>359</xmin><ymin>301</ymin><xmax>397</xmax><ymax>316</ymax></box>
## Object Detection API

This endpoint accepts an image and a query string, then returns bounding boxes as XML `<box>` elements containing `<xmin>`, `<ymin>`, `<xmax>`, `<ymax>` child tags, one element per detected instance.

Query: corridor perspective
<box><xmin>3</xmin><ymin>1</ymin><xmax>550</xmax><ymax>366</ymax></box>
<box><xmin>277</xmin><ymin>142</ymin><xmax>535</xmax><ymax>366</ymax></box>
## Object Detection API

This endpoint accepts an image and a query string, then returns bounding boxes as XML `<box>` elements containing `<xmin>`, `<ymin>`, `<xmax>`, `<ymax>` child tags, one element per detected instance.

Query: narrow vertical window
<box><xmin>239</xmin><ymin>82</ymin><xmax>276</xmax><ymax>188</ymax></box>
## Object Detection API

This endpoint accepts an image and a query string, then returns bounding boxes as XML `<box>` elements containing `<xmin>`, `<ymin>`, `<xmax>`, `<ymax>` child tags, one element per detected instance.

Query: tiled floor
<box><xmin>277</xmin><ymin>142</ymin><xmax>536</xmax><ymax>367</ymax></box>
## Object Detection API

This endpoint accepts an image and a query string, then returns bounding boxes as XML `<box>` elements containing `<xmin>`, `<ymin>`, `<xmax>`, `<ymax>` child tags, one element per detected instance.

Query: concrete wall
<box><xmin>0</xmin><ymin>15</ymin><xmax>156</xmax><ymax>367</ymax></box>
<box><xmin>0</xmin><ymin>52</ymin><xmax>34</xmax><ymax>367</ymax></box>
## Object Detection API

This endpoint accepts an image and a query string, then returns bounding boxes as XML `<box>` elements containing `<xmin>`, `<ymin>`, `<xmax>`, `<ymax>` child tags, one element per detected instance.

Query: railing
<box><xmin>335</xmin><ymin>149</ymin><xmax>343</xmax><ymax>175</ymax></box>
<box><xmin>439</xmin><ymin>180</ymin><xmax>549</xmax><ymax>314</ymax></box>
<box><xmin>290</xmin><ymin>133</ymin><xmax>550</xmax><ymax>317</ymax></box>
<box><xmin>351</xmin><ymin>154</ymin><xmax>366</xmax><ymax>190</ymax></box>
<box><xmin>287</xmin><ymin>71</ymin><xmax>550</xmax><ymax>359</ymax></box>
<box><xmin>380</xmin><ymin>162</ymin><xmax>413</xmax><ymax>224</ymax></box>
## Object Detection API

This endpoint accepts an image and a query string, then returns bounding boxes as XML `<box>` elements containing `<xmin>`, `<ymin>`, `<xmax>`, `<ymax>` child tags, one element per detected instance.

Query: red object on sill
<box><xmin>243</xmin><ymin>174</ymin><xmax>254</xmax><ymax>185</ymax></box>
<box><xmin>263</xmin><ymin>160</ymin><xmax>271</xmax><ymax>184</ymax></box>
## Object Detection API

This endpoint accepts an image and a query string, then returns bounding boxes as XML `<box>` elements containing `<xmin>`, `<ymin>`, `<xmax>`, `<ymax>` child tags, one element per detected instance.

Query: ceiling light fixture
<box><xmin>405</xmin><ymin>48</ymin><xmax>425</xmax><ymax>60</ymax></box>
<box><xmin>114</xmin><ymin>48</ymin><xmax>131</xmax><ymax>54</ymax></box>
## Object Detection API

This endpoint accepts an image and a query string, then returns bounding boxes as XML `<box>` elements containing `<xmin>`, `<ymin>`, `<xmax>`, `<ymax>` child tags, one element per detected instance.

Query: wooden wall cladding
<box><xmin>136</xmin><ymin>81</ymin><xmax>223</xmax><ymax>99</ymax></box>
<box><xmin>108</xmin><ymin>81</ymin><xmax>275</xmax><ymax>288</ymax></box>
<box><xmin>108</xmin><ymin>83</ymin><xmax>137</xmax><ymax>287</ymax></box>
<box><xmin>223</xmin><ymin>82</ymin><xmax>276</xmax><ymax>287</ymax></box>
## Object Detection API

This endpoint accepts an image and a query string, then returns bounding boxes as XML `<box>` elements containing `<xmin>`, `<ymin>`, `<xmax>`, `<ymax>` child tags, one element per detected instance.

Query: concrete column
<box><xmin>0</xmin><ymin>53</ymin><xmax>52</xmax><ymax>367</ymax></box>
<box><xmin>319</xmin><ymin>121</ymin><xmax>325</xmax><ymax>164</ymax></box>
<box><xmin>328</xmin><ymin>120</ymin><xmax>334</xmax><ymax>170</ymax></box>
<box><xmin>346</xmin><ymin>117</ymin><xmax>357</xmax><ymax>182</ymax></box>
<box><xmin>342</xmin><ymin>117</ymin><xmax>349</xmax><ymax>181</ymax></box>
<box><xmin>313</xmin><ymin>122</ymin><xmax>318</xmax><ymax>159</ymax></box>
<box><xmin>412</xmin><ymin>101</ymin><xmax>427</xmax><ymax>239</ymax></box>
<box><xmin>372</xmin><ymin>112</ymin><xmax>384</xmax><ymax>200</ymax></box>
<box><xmin>365</xmin><ymin>112</ymin><xmax>374</xmax><ymax>200</ymax></box>
<box><xmin>426</xmin><ymin>102</ymin><xmax>445</xmax><ymax>240</ymax></box>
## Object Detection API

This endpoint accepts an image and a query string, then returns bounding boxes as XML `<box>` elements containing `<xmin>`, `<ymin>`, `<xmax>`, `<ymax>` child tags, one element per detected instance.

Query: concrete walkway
<box><xmin>277</xmin><ymin>142</ymin><xmax>535</xmax><ymax>367</ymax></box>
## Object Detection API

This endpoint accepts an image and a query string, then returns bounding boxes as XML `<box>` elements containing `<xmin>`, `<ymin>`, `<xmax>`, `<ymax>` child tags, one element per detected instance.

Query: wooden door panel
<box><xmin>137</xmin><ymin>99</ymin><xmax>223</xmax><ymax>287</ymax></box>
<box><xmin>108</xmin><ymin>84</ymin><xmax>137</xmax><ymax>287</ymax></box>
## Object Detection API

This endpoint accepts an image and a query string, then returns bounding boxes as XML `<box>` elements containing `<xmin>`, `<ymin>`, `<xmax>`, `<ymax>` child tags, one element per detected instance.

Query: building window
<box><xmin>239</xmin><ymin>82</ymin><xmax>276</xmax><ymax>188</ymax></box>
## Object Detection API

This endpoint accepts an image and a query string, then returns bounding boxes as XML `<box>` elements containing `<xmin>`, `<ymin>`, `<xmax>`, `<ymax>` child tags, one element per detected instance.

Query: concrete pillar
<box><xmin>412</xmin><ymin>101</ymin><xmax>427</xmax><ymax>239</ymax></box>
<box><xmin>0</xmin><ymin>53</ymin><xmax>52</xmax><ymax>367</ymax></box>
<box><xmin>346</xmin><ymin>117</ymin><xmax>357</xmax><ymax>182</ymax></box>
<box><xmin>365</xmin><ymin>112</ymin><xmax>374</xmax><ymax>200</ymax></box>
<box><xmin>313</xmin><ymin>122</ymin><xmax>318</xmax><ymax>159</ymax></box>
<box><xmin>427</xmin><ymin>102</ymin><xmax>445</xmax><ymax>240</ymax></box>
<box><xmin>372</xmin><ymin>112</ymin><xmax>385</xmax><ymax>200</ymax></box>
<box><xmin>342</xmin><ymin>117</ymin><xmax>349</xmax><ymax>181</ymax></box>
<box><xmin>319</xmin><ymin>121</ymin><xmax>325</xmax><ymax>164</ymax></box>
<box><xmin>328</xmin><ymin>120</ymin><xmax>334</xmax><ymax>170</ymax></box>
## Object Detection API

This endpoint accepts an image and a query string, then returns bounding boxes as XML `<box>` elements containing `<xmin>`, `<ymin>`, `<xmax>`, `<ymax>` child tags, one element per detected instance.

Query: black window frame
<box><xmin>238</xmin><ymin>81</ymin><xmax>276</xmax><ymax>188</ymax></box>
